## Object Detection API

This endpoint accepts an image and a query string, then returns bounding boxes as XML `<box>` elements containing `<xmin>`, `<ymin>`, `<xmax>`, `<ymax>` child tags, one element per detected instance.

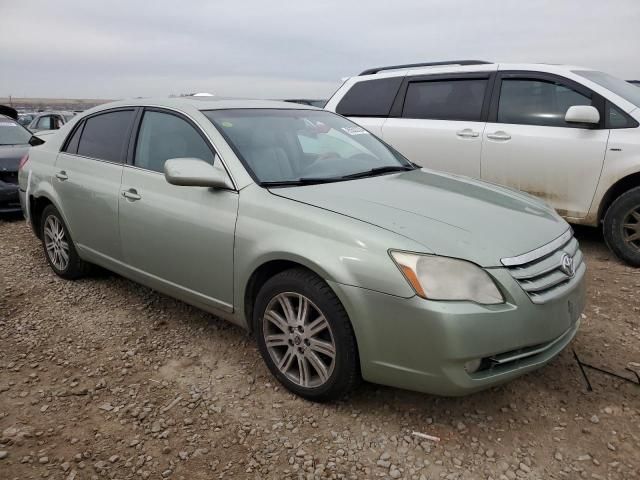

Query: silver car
<box><xmin>19</xmin><ymin>98</ymin><xmax>585</xmax><ymax>401</ymax></box>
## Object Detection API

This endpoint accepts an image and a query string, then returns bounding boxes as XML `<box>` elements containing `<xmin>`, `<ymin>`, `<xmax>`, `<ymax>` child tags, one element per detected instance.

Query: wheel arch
<box><xmin>598</xmin><ymin>171</ymin><xmax>640</xmax><ymax>223</ymax></box>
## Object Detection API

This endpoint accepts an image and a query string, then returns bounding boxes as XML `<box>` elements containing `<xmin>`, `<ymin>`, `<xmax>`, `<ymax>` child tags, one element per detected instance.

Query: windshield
<box><xmin>574</xmin><ymin>70</ymin><xmax>640</xmax><ymax>108</ymax></box>
<box><xmin>204</xmin><ymin>109</ymin><xmax>414</xmax><ymax>185</ymax></box>
<box><xmin>0</xmin><ymin>118</ymin><xmax>32</xmax><ymax>145</ymax></box>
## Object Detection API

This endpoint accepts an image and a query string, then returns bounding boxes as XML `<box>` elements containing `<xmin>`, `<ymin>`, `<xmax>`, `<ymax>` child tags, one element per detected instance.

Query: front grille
<box><xmin>0</xmin><ymin>171</ymin><xmax>18</xmax><ymax>185</ymax></box>
<box><xmin>502</xmin><ymin>230</ymin><xmax>584</xmax><ymax>304</ymax></box>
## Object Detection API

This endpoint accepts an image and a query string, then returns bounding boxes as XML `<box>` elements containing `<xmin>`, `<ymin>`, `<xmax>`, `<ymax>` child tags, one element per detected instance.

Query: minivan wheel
<box><xmin>253</xmin><ymin>268</ymin><xmax>359</xmax><ymax>402</ymax></box>
<box><xmin>603</xmin><ymin>187</ymin><xmax>640</xmax><ymax>267</ymax></box>
<box><xmin>40</xmin><ymin>205</ymin><xmax>90</xmax><ymax>279</ymax></box>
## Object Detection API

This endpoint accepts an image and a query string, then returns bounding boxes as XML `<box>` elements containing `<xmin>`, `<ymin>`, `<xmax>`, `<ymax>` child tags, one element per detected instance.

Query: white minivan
<box><xmin>325</xmin><ymin>60</ymin><xmax>640</xmax><ymax>266</ymax></box>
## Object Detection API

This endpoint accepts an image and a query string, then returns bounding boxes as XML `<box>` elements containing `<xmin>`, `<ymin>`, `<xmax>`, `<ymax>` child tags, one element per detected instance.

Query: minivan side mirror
<box><xmin>164</xmin><ymin>158</ymin><xmax>234</xmax><ymax>189</ymax></box>
<box><xmin>565</xmin><ymin>105</ymin><xmax>600</xmax><ymax>125</ymax></box>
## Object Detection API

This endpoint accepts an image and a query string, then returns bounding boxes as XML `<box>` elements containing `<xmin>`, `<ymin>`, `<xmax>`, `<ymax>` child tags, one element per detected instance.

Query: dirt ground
<box><xmin>1</xmin><ymin>217</ymin><xmax>638</xmax><ymax>480</ymax></box>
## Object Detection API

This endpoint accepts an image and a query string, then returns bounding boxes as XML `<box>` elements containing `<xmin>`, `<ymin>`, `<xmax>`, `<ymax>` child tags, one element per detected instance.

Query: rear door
<box><xmin>118</xmin><ymin>108</ymin><xmax>238</xmax><ymax>312</ymax></box>
<box><xmin>54</xmin><ymin>108</ymin><xmax>136</xmax><ymax>261</ymax></box>
<box><xmin>382</xmin><ymin>73</ymin><xmax>491</xmax><ymax>177</ymax></box>
<box><xmin>481</xmin><ymin>72</ymin><xmax>609</xmax><ymax>218</ymax></box>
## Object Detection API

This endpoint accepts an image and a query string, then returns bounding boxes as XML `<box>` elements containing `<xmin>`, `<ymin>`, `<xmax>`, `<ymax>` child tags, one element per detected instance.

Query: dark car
<box><xmin>0</xmin><ymin>115</ymin><xmax>32</xmax><ymax>214</ymax></box>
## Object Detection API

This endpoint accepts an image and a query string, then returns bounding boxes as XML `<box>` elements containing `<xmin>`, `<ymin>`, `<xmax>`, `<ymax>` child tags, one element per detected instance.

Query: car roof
<box><xmin>90</xmin><ymin>97</ymin><xmax>320</xmax><ymax>112</ymax></box>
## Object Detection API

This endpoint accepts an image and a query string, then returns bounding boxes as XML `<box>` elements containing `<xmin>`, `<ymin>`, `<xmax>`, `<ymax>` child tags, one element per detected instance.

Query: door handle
<box><xmin>487</xmin><ymin>131</ymin><xmax>511</xmax><ymax>141</ymax></box>
<box><xmin>122</xmin><ymin>189</ymin><xmax>141</xmax><ymax>201</ymax></box>
<box><xmin>456</xmin><ymin>129</ymin><xmax>479</xmax><ymax>138</ymax></box>
<box><xmin>55</xmin><ymin>171</ymin><xmax>68</xmax><ymax>181</ymax></box>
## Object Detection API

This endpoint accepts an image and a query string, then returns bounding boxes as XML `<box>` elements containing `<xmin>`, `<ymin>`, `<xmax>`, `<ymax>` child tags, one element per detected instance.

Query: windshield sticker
<box><xmin>221</xmin><ymin>121</ymin><xmax>233</xmax><ymax>127</ymax></box>
<box><xmin>341</xmin><ymin>126</ymin><xmax>369</xmax><ymax>136</ymax></box>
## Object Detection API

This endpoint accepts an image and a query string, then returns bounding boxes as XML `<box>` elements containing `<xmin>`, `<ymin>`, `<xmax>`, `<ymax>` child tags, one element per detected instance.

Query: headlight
<box><xmin>390</xmin><ymin>251</ymin><xmax>504</xmax><ymax>304</ymax></box>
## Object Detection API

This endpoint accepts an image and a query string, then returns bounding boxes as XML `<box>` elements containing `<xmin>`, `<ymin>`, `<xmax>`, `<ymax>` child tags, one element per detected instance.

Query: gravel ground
<box><xmin>1</xmin><ymin>217</ymin><xmax>639</xmax><ymax>480</ymax></box>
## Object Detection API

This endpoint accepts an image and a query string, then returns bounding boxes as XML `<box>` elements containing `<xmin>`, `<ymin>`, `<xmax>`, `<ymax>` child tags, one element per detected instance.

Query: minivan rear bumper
<box><xmin>329</xmin><ymin>265</ymin><xmax>585</xmax><ymax>396</ymax></box>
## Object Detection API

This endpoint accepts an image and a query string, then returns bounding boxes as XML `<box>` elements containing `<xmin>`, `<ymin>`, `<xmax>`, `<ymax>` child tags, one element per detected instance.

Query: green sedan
<box><xmin>18</xmin><ymin>98</ymin><xmax>585</xmax><ymax>401</ymax></box>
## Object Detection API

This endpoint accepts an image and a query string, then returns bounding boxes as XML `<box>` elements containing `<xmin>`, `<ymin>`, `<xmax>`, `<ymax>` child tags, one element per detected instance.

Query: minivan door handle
<box><xmin>487</xmin><ymin>131</ymin><xmax>511</xmax><ymax>141</ymax></box>
<box><xmin>122</xmin><ymin>188</ymin><xmax>141</xmax><ymax>201</ymax></box>
<box><xmin>55</xmin><ymin>171</ymin><xmax>68</xmax><ymax>181</ymax></box>
<box><xmin>456</xmin><ymin>128</ymin><xmax>479</xmax><ymax>138</ymax></box>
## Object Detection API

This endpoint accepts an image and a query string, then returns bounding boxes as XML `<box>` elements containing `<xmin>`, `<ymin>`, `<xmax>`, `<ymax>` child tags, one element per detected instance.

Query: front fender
<box><xmin>233</xmin><ymin>186</ymin><xmax>425</xmax><ymax>323</ymax></box>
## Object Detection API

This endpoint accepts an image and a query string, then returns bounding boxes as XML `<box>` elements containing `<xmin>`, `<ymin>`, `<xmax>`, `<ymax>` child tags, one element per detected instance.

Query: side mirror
<box><xmin>565</xmin><ymin>105</ymin><xmax>600</xmax><ymax>125</ymax></box>
<box><xmin>164</xmin><ymin>158</ymin><xmax>234</xmax><ymax>189</ymax></box>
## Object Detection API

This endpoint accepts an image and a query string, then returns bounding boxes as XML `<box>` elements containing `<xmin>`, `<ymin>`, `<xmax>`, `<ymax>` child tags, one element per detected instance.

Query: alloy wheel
<box><xmin>43</xmin><ymin>215</ymin><xmax>70</xmax><ymax>271</ymax></box>
<box><xmin>262</xmin><ymin>292</ymin><xmax>336</xmax><ymax>388</ymax></box>
<box><xmin>622</xmin><ymin>207</ymin><xmax>640</xmax><ymax>252</ymax></box>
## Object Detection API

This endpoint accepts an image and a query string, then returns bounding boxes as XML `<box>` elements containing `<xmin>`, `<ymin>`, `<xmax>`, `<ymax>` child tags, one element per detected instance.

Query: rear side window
<box><xmin>134</xmin><ymin>111</ymin><xmax>214</xmax><ymax>173</ymax></box>
<box><xmin>497</xmin><ymin>79</ymin><xmax>592</xmax><ymax>127</ymax></box>
<box><xmin>77</xmin><ymin>110</ymin><xmax>134</xmax><ymax>162</ymax></box>
<box><xmin>402</xmin><ymin>79</ymin><xmax>487</xmax><ymax>121</ymax></box>
<box><xmin>335</xmin><ymin>77</ymin><xmax>403</xmax><ymax>117</ymax></box>
<box><xmin>62</xmin><ymin>122</ymin><xmax>84</xmax><ymax>154</ymax></box>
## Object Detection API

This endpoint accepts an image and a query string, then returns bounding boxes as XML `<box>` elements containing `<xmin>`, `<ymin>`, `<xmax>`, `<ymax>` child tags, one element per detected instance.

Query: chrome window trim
<box><xmin>58</xmin><ymin>151</ymin><xmax>123</xmax><ymax>167</ymax></box>
<box><xmin>501</xmin><ymin>229</ymin><xmax>573</xmax><ymax>267</ymax></box>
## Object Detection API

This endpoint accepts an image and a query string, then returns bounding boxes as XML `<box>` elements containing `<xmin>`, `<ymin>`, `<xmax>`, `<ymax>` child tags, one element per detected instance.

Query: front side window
<box><xmin>498</xmin><ymin>79</ymin><xmax>592</xmax><ymax>127</ymax></box>
<box><xmin>205</xmin><ymin>109</ymin><xmax>414</xmax><ymax>184</ymax></box>
<box><xmin>76</xmin><ymin>110</ymin><xmax>134</xmax><ymax>162</ymax></box>
<box><xmin>402</xmin><ymin>79</ymin><xmax>487</xmax><ymax>121</ymax></box>
<box><xmin>0</xmin><ymin>118</ymin><xmax>32</xmax><ymax>145</ymax></box>
<box><xmin>134</xmin><ymin>111</ymin><xmax>215</xmax><ymax>173</ymax></box>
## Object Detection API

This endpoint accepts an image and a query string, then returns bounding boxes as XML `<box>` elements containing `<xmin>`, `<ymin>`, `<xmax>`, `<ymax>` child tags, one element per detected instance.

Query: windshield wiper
<box><xmin>340</xmin><ymin>165</ymin><xmax>416</xmax><ymax>180</ymax></box>
<box><xmin>262</xmin><ymin>177</ymin><xmax>343</xmax><ymax>187</ymax></box>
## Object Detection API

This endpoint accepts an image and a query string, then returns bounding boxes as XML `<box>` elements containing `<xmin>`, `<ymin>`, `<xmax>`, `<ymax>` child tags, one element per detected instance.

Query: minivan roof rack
<box><xmin>359</xmin><ymin>60</ymin><xmax>492</xmax><ymax>76</ymax></box>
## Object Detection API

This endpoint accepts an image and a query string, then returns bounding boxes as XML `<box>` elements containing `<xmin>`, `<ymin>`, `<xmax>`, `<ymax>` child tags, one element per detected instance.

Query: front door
<box><xmin>481</xmin><ymin>74</ymin><xmax>609</xmax><ymax>219</ymax></box>
<box><xmin>118</xmin><ymin>108</ymin><xmax>238</xmax><ymax>312</ymax></box>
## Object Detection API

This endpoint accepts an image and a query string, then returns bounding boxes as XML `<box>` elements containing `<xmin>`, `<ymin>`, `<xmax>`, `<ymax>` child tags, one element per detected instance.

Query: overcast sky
<box><xmin>2</xmin><ymin>0</ymin><xmax>639</xmax><ymax>100</ymax></box>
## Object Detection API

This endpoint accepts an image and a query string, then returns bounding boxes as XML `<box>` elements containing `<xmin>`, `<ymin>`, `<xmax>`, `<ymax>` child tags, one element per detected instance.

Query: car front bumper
<box><xmin>329</xmin><ymin>265</ymin><xmax>586</xmax><ymax>396</ymax></box>
<box><xmin>0</xmin><ymin>181</ymin><xmax>21</xmax><ymax>214</ymax></box>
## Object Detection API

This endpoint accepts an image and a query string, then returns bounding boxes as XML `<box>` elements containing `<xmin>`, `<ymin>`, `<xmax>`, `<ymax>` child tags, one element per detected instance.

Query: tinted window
<box><xmin>134</xmin><ymin>111</ymin><xmax>214</xmax><ymax>173</ymax></box>
<box><xmin>77</xmin><ymin>110</ymin><xmax>134</xmax><ymax>162</ymax></box>
<box><xmin>498</xmin><ymin>79</ymin><xmax>592</xmax><ymax>127</ymax></box>
<box><xmin>402</xmin><ymin>79</ymin><xmax>487</xmax><ymax>121</ymax></box>
<box><xmin>335</xmin><ymin>77</ymin><xmax>403</xmax><ymax>117</ymax></box>
<box><xmin>63</xmin><ymin>122</ymin><xmax>84</xmax><ymax>153</ymax></box>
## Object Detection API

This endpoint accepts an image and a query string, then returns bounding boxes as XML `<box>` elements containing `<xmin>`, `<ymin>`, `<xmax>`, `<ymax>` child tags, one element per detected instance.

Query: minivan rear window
<box><xmin>335</xmin><ymin>77</ymin><xmax>403</xmax><ymax>117</ymax></box>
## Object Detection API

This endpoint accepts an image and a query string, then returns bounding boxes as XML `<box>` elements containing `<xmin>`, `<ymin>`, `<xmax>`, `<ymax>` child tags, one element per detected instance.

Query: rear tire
<box><xmin>603</xmin><ymin>187</ymin><xmax>640</xmax><ymax>267</ymax></box>
<box><xmin>40</xmin><ymin>205</ymin><xmax>90</xmax><ymax>279</ymax></box>
<box><xmin>253</xmin><ymin>268</ymin><xmax>360</xmax><ymax>402</ymax></box>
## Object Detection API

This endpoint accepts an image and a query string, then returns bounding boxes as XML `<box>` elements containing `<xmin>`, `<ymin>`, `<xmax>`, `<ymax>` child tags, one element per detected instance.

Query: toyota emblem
<box><xmin>560</xmin><ymin>253</ymin><xmax>575</xmax><ymax>277</ymax></box>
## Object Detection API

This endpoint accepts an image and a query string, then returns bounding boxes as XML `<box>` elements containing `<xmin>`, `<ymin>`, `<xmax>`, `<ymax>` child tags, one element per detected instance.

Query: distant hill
<box><xmin>0</xmin><ymin>97</ymin><xmax>113</xmax><ymax>112</ymax></box>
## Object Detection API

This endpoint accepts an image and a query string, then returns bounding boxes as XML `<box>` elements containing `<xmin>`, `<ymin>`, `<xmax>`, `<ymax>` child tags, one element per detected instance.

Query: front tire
<box><xmin>603</xmin><ymin>187</ymin><xmax>640</xmax><ymax>267</ymax></box>
<box><xmin>40</xmin><ymin>205</ymin><xmax>90</xmax><ymax>279</ymax></box>
<box><xmin>254</xmin><ymin>268</ymin><xmax>359</xmax><ymax>402</ymax></box>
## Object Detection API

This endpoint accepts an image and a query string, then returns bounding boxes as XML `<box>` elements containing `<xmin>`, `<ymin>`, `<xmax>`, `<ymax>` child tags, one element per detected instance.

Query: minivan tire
<box><xmin>603</xmin><ymin>187</ymin><xmax>640</xmax><ymax>267</ymax></box>
<box><xmin>253</xmin><ymin>268</ymin><xmax>360</xmax><ymax>402</ymax></box>
<box><xmin>40</xmin><ymin>205</ymin><xmax>90</xmax><ymax>279</ymax></box>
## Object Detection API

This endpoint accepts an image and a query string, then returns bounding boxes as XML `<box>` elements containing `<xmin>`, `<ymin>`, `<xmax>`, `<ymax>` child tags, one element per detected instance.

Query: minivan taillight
<box><xmin>18</xmin><ymin>153</ymin><xmax>29</xmax><ymax>171</ymax></box>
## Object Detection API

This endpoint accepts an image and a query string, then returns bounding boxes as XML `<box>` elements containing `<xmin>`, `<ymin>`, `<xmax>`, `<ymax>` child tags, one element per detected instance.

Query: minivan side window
<box><xmin>402</xmin><ymin>79</ymin><xmax>488</xmax><ymax>121</ymax></box>
<box><xmin>497</xmin><ymin>79</ymin><xmax>592</xmax><ymax>127</ymax></box>
<box><xmin>134</xmin><ymin>111</ymin><xmax>215</xmax><ymax>173</ymax></box>
<box><xmin>76</xmin><ymin>110</ymin><xmax>135</xmax><ymax>162</ymax></box>
<box><xmin>335</xmin><ymin>77</ymin><xmax>403</xmax><ymax>117</ymax></box>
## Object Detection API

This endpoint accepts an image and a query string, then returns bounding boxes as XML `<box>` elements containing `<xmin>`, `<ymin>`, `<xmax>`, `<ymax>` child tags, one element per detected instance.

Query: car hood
<box><xmin>270</xmin><ymin>169</ymin><xmax>569</xmax><ymax>267</ymax></box>
<box><xmin>0</xmin><ymin>144</ymin><xmax>29</xmax><ymax>173</ymax></box>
